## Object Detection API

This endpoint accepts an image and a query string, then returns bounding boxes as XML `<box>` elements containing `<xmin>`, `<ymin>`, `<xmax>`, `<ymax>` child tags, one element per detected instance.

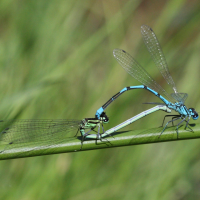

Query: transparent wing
<box><xmin>113</xmin><ymin>48</ymin><xmax>175</xmax><ymax>102</ymax></box>
<box><xmin>141</xmin><ymin>25</ymin><xmax>178</xmax><ymax>94</ymax></box>
<box><xmin>171</xmin><ymin>93</ymin><xmax>188</xmax><ymax>104</ymax></box>
<box><xmin>0</xmin><ymin>119</ymin><xmax>81</xmax><ymax>153</ymax></box>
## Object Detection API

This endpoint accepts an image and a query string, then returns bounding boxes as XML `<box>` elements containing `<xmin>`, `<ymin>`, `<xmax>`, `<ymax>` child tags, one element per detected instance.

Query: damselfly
<box><xmin>95</xmin><ymin>25</ymin><xmax>198</xmax><ymax>136</ymax></box>
<box><xmin>0</xmin><ymin>112</ymin><xmax>109</xmax><ymax>153</ymax></box>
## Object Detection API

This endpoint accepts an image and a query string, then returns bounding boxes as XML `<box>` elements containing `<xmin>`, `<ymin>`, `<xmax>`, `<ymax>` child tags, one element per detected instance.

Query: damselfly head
<box><xmin>100</xmin><ymin>112</ymin><xmax>109</xmax><ymax>123</ymax></box>
<box><xmin>189</xmin><ymin>108</ymin><xmax>199</xmax><ymax>120</ymax></box>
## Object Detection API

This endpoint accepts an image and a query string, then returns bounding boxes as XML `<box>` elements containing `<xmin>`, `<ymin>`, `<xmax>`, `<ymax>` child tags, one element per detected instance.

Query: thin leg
<box><xmin>98</xmin><ymin>124</ymin><xmax>112</xmax><ymax>146</ymax></box>
<box><xmin>175</xmin><ymin>117</ymin><xmax>186</xmax><ymax>137</ymax></box>
<box><xmin>171</xmin><ymin>116</ymin><xmax>182</xmax><ymax>126</ymax></box>
<box><xmin>100</xmin><ymin>124</ymin><xmax>115</xmax><ymax>139</ymax></box>
<box><xmin>159</xmin><ymin>116</ymin><xmax>182</xmax><ymax>138</ymax></box>
<box><xmin>95</xmin><ymin>137</ymin><xmax>112</xmax><ymax>147</ymax></box>
<box><xmin>161</xmin><ymin>115</ymin><xmax>180</xmax><ymax>127</ymax></box>
<box><xmin>184</xmin><ymin>116</ymin><xmax>193</xmax><ymax>132</ymax></box>
<box><xmin>185</xmin><ymin>116</ymin><xmax>190</xmax><ymax>128</ymax></box>
<box><xmin>80</xmin><ymin>128</ymin><xmax>94</xmax><ymax>150</ymax></box>
<box><xmin>97</xmin><ymin>124</ymin><xmax>100</xmax><ymax>140</ymax></box>
<box><xmin>101</xmin><ymin>124</ymin><xmax>105</xmax><ymax>134</ymax></box>
<box><xmin>74</xmin><ymin>127</ymin><xmax>80</xmax><ymax>137</ymax></box>
<box><xmin>176</xmin><ymin>117</ymin><xmax>186</xmax><ymax>127</ymax></box>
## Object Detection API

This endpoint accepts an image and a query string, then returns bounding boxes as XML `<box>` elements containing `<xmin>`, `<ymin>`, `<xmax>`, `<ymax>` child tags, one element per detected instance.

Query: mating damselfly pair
<box><xmin>0</xmin><ymin>25</ymin><xmax>198</xmax><ymax>155</ymax></box>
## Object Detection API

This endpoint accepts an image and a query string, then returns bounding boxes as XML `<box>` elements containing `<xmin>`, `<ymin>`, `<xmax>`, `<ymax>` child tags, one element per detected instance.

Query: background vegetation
<box><xmin>0</xmin><ymin>0</ymin><xmax>200</xmax><ymax>199</ymax></box>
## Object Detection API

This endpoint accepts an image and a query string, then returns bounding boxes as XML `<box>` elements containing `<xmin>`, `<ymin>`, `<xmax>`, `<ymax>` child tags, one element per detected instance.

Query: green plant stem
<box><xmin>0</xmin><ymin>123</ymin><xmax>199</xmax><ymax>160</ymax></box>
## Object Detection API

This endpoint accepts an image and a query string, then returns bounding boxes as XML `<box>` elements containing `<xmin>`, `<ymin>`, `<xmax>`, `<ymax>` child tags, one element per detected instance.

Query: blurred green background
<box><xmin>0</xmin><ymin>0</ymin><xmax>200</xmax><ymax>199</ymax></box>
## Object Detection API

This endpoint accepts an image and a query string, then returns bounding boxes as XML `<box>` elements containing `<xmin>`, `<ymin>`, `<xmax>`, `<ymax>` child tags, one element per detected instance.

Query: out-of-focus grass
<box><xmin>0</xmin><ymin>0</ymin><xmax>200</xmax><ymax>199</ymax></box>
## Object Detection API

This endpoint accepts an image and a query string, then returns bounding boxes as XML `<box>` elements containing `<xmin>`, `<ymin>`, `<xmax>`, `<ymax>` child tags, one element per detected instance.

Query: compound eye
<box><xmin>189</xmin><ymin>108</ymin><xmax>198</xmax><ymax>120</ymax></box>
<box><xmin>103</xmin><ymin>117</ymin><xmax>109</xmax><ymax>122</ymax></box>
<box><xmin>193</xmin><ymin>113</ymin><xmax>198</xmax><ymax>119</ymax></box>
<box><xmin>103</xmin><ymin>116</ymin><xmax>109</xmax><ymax>123</ymax></box>
<box><xmin>190</xmin><ymin>109</ymin><xmax>198</xmax><ymax>119</ymax></box>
